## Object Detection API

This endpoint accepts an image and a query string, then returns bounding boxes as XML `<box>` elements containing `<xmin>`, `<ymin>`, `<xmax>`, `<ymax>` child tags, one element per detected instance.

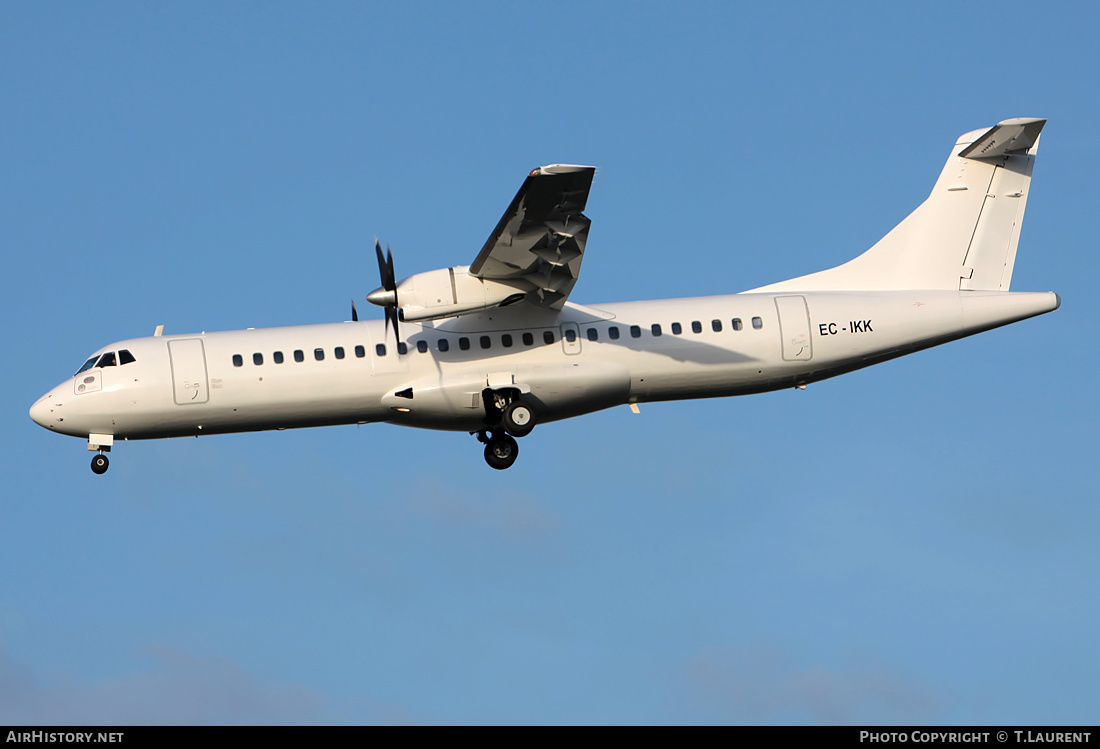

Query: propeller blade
<box><xmin>373</xmin><ymin>238</ymin><xmax>400</xmax><ymax>343</ymax></box>
<box><xmin>386</xmin><ymin>306</ymin><xmax>400</xmax><ymax>343</ymax></box>
<box><xmin>384</xmin><ymin>245</ymin><xmax>396</xmax><ymax>291</ymax></box>
<box><xmin>374</xmin><ymin>238</ymin><xmax>396</xmax><ymax>291</ymax></box>
<box><xmin>351</xmin><ymin>300</ymin><xmax>358</xmax><ymax>322</ymax></box>
<box><xmin>374</xmin><ymin>239</ymin><xmax>390</xmax><ymax>290</ymax></box>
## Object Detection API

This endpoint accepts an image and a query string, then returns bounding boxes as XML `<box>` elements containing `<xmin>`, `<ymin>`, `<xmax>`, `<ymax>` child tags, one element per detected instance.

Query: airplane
<box><xmin>30</xmin><ymin>117</ymin><xmax>1059</xmax><ymax>474</ymax></box>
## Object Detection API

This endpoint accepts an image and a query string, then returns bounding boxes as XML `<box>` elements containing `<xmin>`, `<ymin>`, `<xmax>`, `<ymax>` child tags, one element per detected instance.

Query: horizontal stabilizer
<box><xmin>959</xmin><ymin>118</ymin><xmax>1046</xmax><ymax>160</ymax></box>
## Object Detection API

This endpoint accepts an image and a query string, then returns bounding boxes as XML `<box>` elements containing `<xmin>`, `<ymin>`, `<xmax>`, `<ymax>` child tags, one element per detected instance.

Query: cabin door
<box><xmin>167</xmin><ymin>338</ymin><xmax>210</xmax><ymax>404</ymax></box>
<box><xmin>775</xmin><ymin>295</ymin><xmax>813</xmax><ymax>362</ymax></box>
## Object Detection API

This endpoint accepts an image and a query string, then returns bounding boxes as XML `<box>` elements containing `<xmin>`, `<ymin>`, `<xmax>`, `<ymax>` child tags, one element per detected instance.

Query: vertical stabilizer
<box><xmin>751</xmin><ymin>118</ymin><xmax>1045</xmax><ymax>292</ymax></box>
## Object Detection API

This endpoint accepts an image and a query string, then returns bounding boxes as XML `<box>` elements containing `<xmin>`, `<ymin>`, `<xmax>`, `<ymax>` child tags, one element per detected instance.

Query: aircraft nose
<box><xmin>30</xmin><ymin>393</ymin><xmax>58</xmax><ymax>430</ymax></box>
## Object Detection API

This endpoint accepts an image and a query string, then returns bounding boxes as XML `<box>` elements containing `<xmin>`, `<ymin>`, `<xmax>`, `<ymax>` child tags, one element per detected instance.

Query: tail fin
<box><xmin>752</xmin><ymin>118</ymin><xmax>1045</xmax><ymax>292</ymax></box>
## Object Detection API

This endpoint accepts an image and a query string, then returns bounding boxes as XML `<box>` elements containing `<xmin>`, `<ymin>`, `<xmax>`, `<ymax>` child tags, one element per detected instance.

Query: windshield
<box><xmin>73</xmin><ymin>349</ymin><xmax>138</xmax><ymax>375</ymax></box>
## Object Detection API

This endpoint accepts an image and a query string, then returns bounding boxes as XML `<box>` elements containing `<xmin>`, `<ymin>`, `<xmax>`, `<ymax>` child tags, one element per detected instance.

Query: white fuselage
<box><xmin>29</xmin><ymin>289</ymin><xmax>1059</xmax><ymax>442</ymax></box>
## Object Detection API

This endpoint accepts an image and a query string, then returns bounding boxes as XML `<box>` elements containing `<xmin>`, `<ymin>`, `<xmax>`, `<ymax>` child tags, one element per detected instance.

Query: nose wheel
<box><xmin>90</xmin><ymin>453</ymin><xmax>110</xmax><ymax>475</ymax></box>
<box><xmin>477</xmin><ymin>431</ymin><xmax>519</xmax><ymax>470</ymax></box>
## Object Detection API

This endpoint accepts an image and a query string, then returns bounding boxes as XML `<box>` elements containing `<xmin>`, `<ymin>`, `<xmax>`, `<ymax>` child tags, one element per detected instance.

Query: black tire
<box><xmin>91</xmin><ymin>454</ymin><xmax>109</xmax><ymax>475</ymax></box>
<box><xmin>483</xmin><ymin>434</ymin><xmax>519</xmax><ymax>470</ymax></box>
<box><xmin>502</xmin><ymin>400</ymin><xmax>535</xmax><ymax>437</ymax></box>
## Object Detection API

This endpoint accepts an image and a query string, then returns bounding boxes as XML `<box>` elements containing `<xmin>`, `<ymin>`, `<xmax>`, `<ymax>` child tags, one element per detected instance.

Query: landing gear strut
<box><xmin>477</xmin><ymin>430</ymin><xmax>519</xmax><ymax>470</ymax></box>
<box><xmin>90</xmin><ymin>453</ymin><xmax>109</xmax><ymax>475</ymax></box>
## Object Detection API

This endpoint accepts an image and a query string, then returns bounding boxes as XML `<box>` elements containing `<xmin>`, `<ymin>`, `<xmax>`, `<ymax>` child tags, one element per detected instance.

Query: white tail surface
<box><xmin>752</xmin><ymin>118</ymin><xmax>1045</xmax><ymax>293</ymax></box>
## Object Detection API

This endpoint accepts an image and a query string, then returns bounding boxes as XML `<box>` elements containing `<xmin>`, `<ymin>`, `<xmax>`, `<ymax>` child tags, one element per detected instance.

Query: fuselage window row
<box><xmin>230</xmin><ymin>314</ymin><xmax>766</xmax><ymax>368</ymax></box>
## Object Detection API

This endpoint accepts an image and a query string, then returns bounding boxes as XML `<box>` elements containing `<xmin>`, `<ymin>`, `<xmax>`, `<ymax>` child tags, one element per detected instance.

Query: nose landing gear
<box><xmin>91</xmin><ymin>453</ymin><xmax>110</xmax><ymax>474</ymax></box>
<box><xmin>87</xmin><ymin>434</ymin><xmax>113</xmax><ymax>475</ymax></box>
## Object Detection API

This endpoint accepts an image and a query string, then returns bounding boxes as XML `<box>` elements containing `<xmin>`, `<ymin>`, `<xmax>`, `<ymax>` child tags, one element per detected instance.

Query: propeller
<box><xmin>367</xmin><ymin>238</ymin><xmax>400</xmax><ymax>341</ymax></box>
<box><xmin>350</xmin><ymin>300</ymin><xmax>358</xmax><ymax>322</ymax></box>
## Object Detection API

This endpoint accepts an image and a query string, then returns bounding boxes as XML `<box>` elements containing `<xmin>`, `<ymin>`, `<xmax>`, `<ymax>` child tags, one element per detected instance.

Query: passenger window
<box><xmin>119</xmin><ymin>349</ymin><xmax>136</xmax><ymax>365</ymax></box>
<box><xmin>752</xmin><ymin>316</ymin><xmax>763</xmax><ymax>329</ymax></box>
<box><xmin>712</xmin><ymin>319</ymin><xmax>722</xmax><ymax>332</ymax></box>
<box><xmin>274</xmin><ymin>351</ymin><xmax>284</xmax><ymax>364</ymax></box>
<box><xmin>397</xmin><ymin>342</ymin><xmax>408</xmax><ymax>355</ymax></box>
<box><xmin>480</xmin><ymin>335</ymin><xmax>492</xmax><ymax>349</ymax></box>
<box><xmin>522</xmin><ymin>332</ymin><xmax>534</xmax><ymax>346</ymax></box>
<box><xmin>608</xmin><ymin>326</ymin><xmax>620</xmax><ymax>340</ymax></box>
<box><xmin>294</xmin><ymin>349</ymin><xmax>305</xmax><ymax>362</ymax></box>
<box><xmin>459</xmin><ymin>337</ymin><xmax>470</xmax><ymax>351</ymax></box>
<box><xmin>587</xmin><ymin>328</ymin><xmax>598</xmax><ymax>341</ymax></box>
<box><xmin>314</xmin><ymin>348</ymin><xmax>325</xmax><ymax>361</ymax></box>
<box><xmin>651</xmin><ymin>324</ymin><xmax>662</xmax><ymax>337</ymax></box>
<box><xmin>564</xmin><ymin>329</ymin><xmax>577</xmax><ymax>343</ymax></box>
<box><xmin>335</xmin><ymin>346</ymin><xmax>345</xmax><ymax>359</ymax></box>
<box><xmin>232</xmin><ymin>354</ymin><xmax>243</xmax><ymax>367</ymax></box>
<box><xmin>376</xmin><ymin>343</ymin><xmax>386</xmax><ymax>357</ymax></box>
<box><xmin>355</xmin><ymin>345</ymin><xmax>365</xmax><ymax>358</ymax></box>
<box><xmin>732</xmin><ymin>318</ymin><xmax>743</xmax><ymax>331</ymax></box>
<box><xmin>543</xmin><ymin>331</ymin><xmax>555</xmax><ymax>344</ymax></box>
<box><xmin>691</xmin><ymin>321</ymin><xmax>702</xmax><ymax>334</ymax></box>
<box><xmin>98</xmin><ymin>352</ymin><xmax>117</xmax><ymax>367</ymax></box>
<box><xmin>438</xmin><ymin>339</ymin><xmax>450</xmax><ymax>352</ymax></box>
<box><xmin>501</xmin><ymin>334</ymin><xmax>513</xmax><ymax>348</ymax></box>
<box><xmin>671</xmin><ymin>322</ymin><xmax>682</xmax><ymax>335</ymax></box>
<box><xmin>417</xmin><ymin>340</ymin><xmax>428</xmax><ymax>353</ymax></box>
<box><xmin>253</xmin><ymin>353</ymin><xmax>263</xmax><ymax>366</ymax></box>
<box><xmin>630</xmin><ymin>325</ymin><xmax>641</xmax><ymax>338</ymax></box>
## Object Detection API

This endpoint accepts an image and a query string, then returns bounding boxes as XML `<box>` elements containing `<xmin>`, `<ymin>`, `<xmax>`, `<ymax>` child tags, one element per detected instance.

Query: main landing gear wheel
<box><xmin>90</xmin><ymin>454</ymin><xmax>109</xmax><ymax>475</ymax></box>
<box><xmin>484</xmin><ymin>433</ymin><xmax>519</xmax><ymax>470</ymax></box>
<box><xmin>502</xmin><ymin>400</ymin><xmax>536</xmax><ymax>437</ymax></box>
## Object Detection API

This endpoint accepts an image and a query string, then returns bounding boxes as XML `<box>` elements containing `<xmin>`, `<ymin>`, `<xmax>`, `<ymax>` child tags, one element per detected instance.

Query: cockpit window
<box><xmin>76</xmin><ymin>356</ymin><xmax>99</xmax><ymax>374</ymax></box>
<box><xmin>97</xmin><ymin>352</ymin><xmax>117</xmax><ymax>367</ymax></box>
<box><xmin>119</xmin><ymin>349</ymin><xmax>136</xmax><ymax>365</ymax></box>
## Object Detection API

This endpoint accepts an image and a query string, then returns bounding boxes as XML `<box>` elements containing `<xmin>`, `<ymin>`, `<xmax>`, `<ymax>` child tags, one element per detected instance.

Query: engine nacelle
<box><xmin>392</xmin><ymin>265</ymin><xmax>529</xmax><ymax>322</ymax></box>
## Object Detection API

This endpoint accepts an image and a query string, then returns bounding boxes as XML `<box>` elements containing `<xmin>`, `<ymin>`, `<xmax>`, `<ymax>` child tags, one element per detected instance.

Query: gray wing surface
<box><xmin>470</xmin><ymin>164</ymin><xmax>595</xmax><ymax>309</ymax></box>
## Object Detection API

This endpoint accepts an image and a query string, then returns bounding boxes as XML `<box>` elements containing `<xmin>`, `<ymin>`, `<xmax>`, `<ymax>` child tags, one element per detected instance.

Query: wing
<box><xmin>469</xmin><ymin>164</ymin><xmax>595</xmax><ymax>309</ymax></box>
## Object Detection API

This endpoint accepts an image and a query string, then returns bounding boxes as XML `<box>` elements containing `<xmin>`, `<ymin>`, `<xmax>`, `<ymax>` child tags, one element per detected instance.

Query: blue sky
<box><xmin>3</xmin><ymin>1</ymin><xmax>1097</xmax><ymax>725</ymax></box>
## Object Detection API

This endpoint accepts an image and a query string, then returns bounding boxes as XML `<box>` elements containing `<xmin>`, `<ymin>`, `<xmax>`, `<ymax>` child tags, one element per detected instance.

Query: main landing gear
<box><xmin>501</xmin><ymin>400</ymin><xmax>534</xmax><ymax>437</ymax></box>
<box><xmin>476</xmin><ymin>393</ymin><xmax>537</xmax><ymax>470</ymax></box>
<box><xmin>478</xmin><ymin>431</ymin><xmax>519</xmax><ymax>470</ymax></box>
